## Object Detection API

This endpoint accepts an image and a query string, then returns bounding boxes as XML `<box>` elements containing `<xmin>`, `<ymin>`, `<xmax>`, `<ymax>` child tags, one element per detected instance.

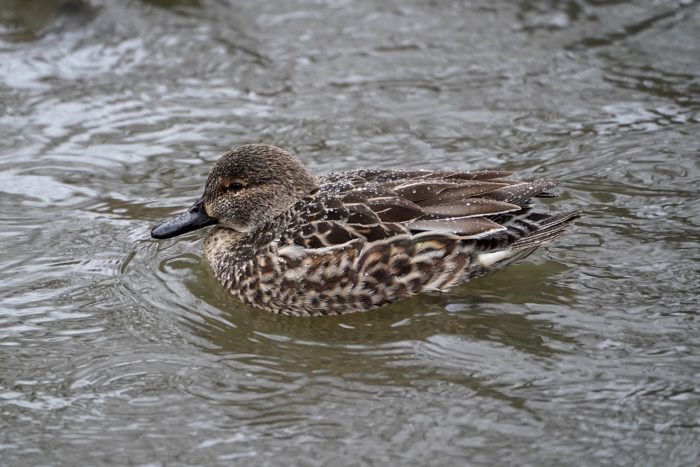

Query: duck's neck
<box><xmin>204</xmin><ymin>228</ymin><xmax>245</xmax><ymax>279</ymax></box>
<box><xmin>203</xmin><ymin>220</ymin><xmax>282</xmax><ymax>279</ymax></box>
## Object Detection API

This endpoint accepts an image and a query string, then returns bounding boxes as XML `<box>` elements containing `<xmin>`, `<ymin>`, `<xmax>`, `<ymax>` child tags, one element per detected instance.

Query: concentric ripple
<box><xmin>1</xmin><ymin>0</ymin><xmax>699</xmax><ymax>465</ymax></box>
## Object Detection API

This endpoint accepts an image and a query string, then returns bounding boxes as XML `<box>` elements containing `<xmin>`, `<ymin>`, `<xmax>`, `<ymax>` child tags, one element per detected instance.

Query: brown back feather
<box><xmin>278</xmin><ymin>168</ymin><xmax>569</xmax><ymax>250</ymax></box>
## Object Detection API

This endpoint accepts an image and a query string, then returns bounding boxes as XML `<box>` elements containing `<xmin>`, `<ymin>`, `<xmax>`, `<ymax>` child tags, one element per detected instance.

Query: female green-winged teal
<box><xmin>151</xmin><ymin>144</ymin><xmax>579</xmax><ymax>316</ymax></box>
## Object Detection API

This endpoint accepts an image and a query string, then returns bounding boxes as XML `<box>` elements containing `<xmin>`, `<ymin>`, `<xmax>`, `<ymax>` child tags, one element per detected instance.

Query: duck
<box><xmin>151</xmin><ymin>144</ymin><xmax>579</xmax><ymax>316</ymax></box>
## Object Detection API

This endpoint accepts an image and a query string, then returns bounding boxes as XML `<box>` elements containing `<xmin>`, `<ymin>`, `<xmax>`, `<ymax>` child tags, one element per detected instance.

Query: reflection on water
<box><xmin>1</xmin><ymin>0</ymin><xmax>699</xmax><ymax>465</ymax></box>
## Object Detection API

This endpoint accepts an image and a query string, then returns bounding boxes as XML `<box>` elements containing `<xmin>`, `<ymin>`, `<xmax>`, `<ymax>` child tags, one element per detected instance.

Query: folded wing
<box><xmin>280</xmin><ymin>168</ymin><xmax>575</xmax><ymax>251</ymax></box>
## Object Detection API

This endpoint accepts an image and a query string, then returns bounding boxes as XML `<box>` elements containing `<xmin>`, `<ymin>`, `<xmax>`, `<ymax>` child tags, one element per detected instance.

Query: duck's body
<box><xmin>152</xmin><ymin>145</ymin><xmax>579</xmax><ymax>316</ymax></box>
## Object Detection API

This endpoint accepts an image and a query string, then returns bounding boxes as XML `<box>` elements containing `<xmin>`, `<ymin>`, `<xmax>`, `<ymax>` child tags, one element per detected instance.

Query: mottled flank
<box><xmin>153</xmin><ymin>144</ymin><xmax>580</xmax><ymax>316</ymax></box>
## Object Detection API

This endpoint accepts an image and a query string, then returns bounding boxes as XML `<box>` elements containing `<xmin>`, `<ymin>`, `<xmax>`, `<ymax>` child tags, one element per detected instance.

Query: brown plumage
<box><xmin>151</xmin><ymin>144</ymin><xmax>580</xmax><ymax>316</ymax></box>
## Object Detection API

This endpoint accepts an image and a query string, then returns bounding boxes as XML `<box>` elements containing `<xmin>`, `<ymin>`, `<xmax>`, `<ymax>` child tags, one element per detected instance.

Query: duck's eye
<box><xmin>220</xmin><ymin>177</ymin><xmax>248</xmax><ymax>192</ymax></box>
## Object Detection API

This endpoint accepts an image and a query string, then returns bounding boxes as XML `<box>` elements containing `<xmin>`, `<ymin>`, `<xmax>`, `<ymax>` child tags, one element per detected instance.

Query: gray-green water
<box><xmin>1</xmin><ymin>0</ymin><xmax>699</xmax><ymax>465</ymax></box>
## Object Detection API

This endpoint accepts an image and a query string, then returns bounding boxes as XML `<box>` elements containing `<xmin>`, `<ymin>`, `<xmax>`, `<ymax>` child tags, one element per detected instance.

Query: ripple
<box><xmin>1</xmin><ymin>0</ymin><xmax>700</xmax><ymax>465</ymax></box>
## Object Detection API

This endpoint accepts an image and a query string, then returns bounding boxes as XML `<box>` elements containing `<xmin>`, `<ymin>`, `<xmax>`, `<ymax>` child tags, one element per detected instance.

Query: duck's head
<box><xmin>151</xmin><ymin>144</ymin><xmax>317</xmax><ymax>239</ymax></box>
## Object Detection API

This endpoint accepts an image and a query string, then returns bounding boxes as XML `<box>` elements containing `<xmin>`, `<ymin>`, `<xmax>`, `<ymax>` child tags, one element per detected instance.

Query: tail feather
<box><xmin>509</xmin><ymin>210</ymin><xmax>581</xmax><ymax>250</ymax></box>
<box><xmin>471</xmin><ymin>209</ymin><xmax>580</xmax><ymax>271</ymax></box>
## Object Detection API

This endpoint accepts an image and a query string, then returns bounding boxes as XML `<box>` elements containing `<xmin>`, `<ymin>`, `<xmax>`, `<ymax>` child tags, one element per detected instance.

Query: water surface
<box><xmin>1</xmin><ymin>0</ymin><xmax>699</xmax><ymax>465</ymax></box>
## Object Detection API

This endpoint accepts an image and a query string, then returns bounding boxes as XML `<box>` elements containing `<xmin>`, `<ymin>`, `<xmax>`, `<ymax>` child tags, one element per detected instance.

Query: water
<box><xmin>1</xmin><ymin>0</ymin><xmax>699</xmax><ymax>465</ymax></box>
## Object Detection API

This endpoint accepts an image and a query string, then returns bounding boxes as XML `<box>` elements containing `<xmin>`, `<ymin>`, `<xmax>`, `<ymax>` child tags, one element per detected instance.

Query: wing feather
<box><xmin>420</xmin><ymin>199</ymin><xmax>521</xmax><ymax>217</ymax></box>
<box><xmin>279</xmin><ymin>168</ymin><xmax>572</xmax><ymax>252</ymax></box>
<box><xmin>405</xmin><ymin>217</ymin><xmax>506</xmax><ymax>238</ymax></box>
